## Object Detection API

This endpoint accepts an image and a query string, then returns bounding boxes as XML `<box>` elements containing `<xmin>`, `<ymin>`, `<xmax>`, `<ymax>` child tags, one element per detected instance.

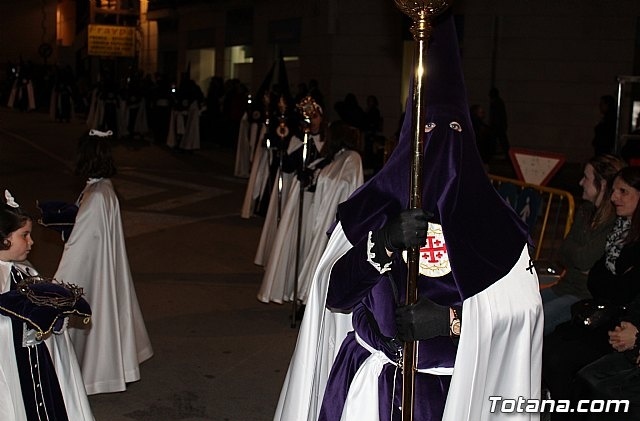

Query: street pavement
<box><xmin>0</xmin><ymin>108</ymin><xmax>299</xmax><ymax>421</ymax></box>
<box><xmin>0</xmin><ymin>107</ymin><xmax>583</xmax><ymax>421</ymax></box>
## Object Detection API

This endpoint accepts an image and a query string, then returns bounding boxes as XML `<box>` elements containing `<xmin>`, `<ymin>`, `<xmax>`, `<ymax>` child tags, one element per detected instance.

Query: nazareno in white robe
<box><xmin>273</xmin><ymin>222</ymin><xmax>543</xmax><ymax>421</ymax></box>
<box><xmin>55</xmin><ymin>177</ymin><xmax>153</xmax><ymax>395</ymax></box>
<box><xmin>253</xmin><ymin>132</ymin><xmax>301</xmax><ymax>266</ymax></box>
<box><xmin>241</xmin><ymin>122</ymin><xmax>270</xmax><ymax>219</ymax></box>
<box><xmin>235</xmin><ymin>112</ymin><xmax>253</xmax><ymax>179</ymax></box>
<box><xmin>255</xmin><ymin>134</ymin><xmax>315</xmax><ymax>287</ymax></box>
<box><xmin>296</xmin><ymin>149</ymin><xmax>363</xmax><ymax>303</ymax></box>
<box><xmin>257</xmin><ymin>144</ymin><xmax>363</xmax><ymax>305</ymax></box>
<box><xmin>166</xmin><ymin>100</ymin><xmax>201</xmax><ymax>151</ymax></box>
<box><xmin>0</xmin><ymin>261</ymin><xmax>95</xmax><ymax>421</ymax></box>
<box><xmin>253</xmin><ymin>168</ymin><xmax>296</xmax><ymax>267</ymax></box>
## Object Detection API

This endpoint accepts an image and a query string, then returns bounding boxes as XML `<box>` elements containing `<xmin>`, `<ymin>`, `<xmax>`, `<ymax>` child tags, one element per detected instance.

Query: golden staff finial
<box><xmin>391</xmin><ymin>1</ymin><xmax>451</xmax><ymax>421</ymax></box>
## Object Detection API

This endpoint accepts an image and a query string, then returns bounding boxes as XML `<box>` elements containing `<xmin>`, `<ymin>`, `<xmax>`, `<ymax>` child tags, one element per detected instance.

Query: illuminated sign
<box><xmin>88</xmin><ymin>24</ymin><xmax>135</xmax><ymax>57</ymax></box>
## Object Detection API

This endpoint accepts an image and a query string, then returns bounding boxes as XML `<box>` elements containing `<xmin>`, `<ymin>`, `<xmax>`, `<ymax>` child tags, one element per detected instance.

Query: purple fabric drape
<box><xmin>336</xmin><ymin>13</ymin><xmax>529</xmax><ymax>300</ymax></box>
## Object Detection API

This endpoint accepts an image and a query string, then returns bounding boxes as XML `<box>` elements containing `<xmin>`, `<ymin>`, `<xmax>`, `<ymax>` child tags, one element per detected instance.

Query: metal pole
<box><xmin>291</xmin><ymin>128</ymin><xmax>308</xmax><ymax>328</ymax></box>
<box><xmin>276</xmin><ymin>111</ymin><xmax>289</xmax><ymax>226</ymax></box>
<box><xmin>277</xmin><ymin>148</ymin><xmax>284</xmax><ymax>225</ymax></box>
<box><xmin>291</xmin><ymin>97</ymin><xmax>316</xmax><ymax>328</ymax></box>
<box><xmin>391</xmin><ymin>2</ymin><xmax>451</xmax><ymax>421</ymax></box>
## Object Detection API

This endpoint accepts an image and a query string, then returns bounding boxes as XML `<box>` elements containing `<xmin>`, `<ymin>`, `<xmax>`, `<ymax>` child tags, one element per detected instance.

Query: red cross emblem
<box><xmin>421</xmin><ymin>236</ymin><xmax>447</xmax><ymax>263</ymax></box>
<box><xmin>403</xmin><ymin>222</ymin><xmax>451</xmax><ymax>277</ymax></box>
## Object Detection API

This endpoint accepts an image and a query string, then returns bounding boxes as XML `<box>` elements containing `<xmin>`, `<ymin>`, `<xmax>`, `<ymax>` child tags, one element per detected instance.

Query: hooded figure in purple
<box><xmin>272</xmin><ymin>12</ymin><xmax>543</xmax><ymax>421</ymax></box>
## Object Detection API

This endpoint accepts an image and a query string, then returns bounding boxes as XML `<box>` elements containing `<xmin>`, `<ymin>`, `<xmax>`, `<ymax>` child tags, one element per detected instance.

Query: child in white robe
<box><xmin>0</xmin><ymin>190</ymin><xmax>94</xmax><ymax>421</ymax></box>
<box><xmin>55</xmin><ymin>130</ymin><xmax>154</xmax><ymax>394</ymax></box>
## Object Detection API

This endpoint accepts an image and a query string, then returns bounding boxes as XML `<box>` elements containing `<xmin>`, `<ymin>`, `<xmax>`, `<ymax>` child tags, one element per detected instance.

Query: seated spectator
<box><xmin>542</xmin><ymin>166</ymin><xmax>640</xmax><ymax>420</ymax></box>
<box><xmin>575</xmin><ymin>293</ymin><xmax>640</xmax><ymax>420</ymax></box>
<box><xmin>542</xmin><ymin>155</ymin><xmax>626</xmax><ymax>335</ymax></box>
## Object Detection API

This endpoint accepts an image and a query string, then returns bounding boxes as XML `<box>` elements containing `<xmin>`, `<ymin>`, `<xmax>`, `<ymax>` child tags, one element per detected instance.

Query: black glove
<box><xmin>377</xmin><ymin>208</ymin><xmax>432</xmax><ymax>252</ymax></box>
<box><xmin>297</xmin><ymin>167</ymin><xmax>314</xmax><ymax>188</ymax></box>
<box><xmin>395</xmin><ymin>298</ymin><xmax>450</xmax><ymax>342</ymax></box>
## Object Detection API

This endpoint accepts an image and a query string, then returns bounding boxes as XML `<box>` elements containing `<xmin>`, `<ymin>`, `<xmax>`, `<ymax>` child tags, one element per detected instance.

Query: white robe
<box><xmin>273</xmin><ymin>223</ymin><xmax>354</xmax><ymax>421</ymax></box>
<box><xmin>254</xmin><ymin>169</ymin><xmax>296</xmax><ymax>267</ymax></box>
<box><xmin>273</xmin><ymin>224</ymin><xmax>543</xmax><ymax>421</ymax></box>
<box><xmin>296</xmin><ymin>149</ymin><xmax>363</xmax><ymax>303</ymax></box>
<box><xmin>240</xmin><ymin>122</ymin><xmax>269</xmax><ymax>219</ymax></box>
<box><xmin>55</xmin><ymin>178</ymin><xmax>154</xmax><ymax>395</ymax></box>
<box><xmin>257</xmin><ymin>148</ymin><xmax>363</xmax><ymax>305</ymax></box>
<box><xmin>256</xmin><ymin>177</ymin><xmax>313</xmax><ymax>303</ymax></box>
<box><xmin>254</xmin><ymin>134</ymin><xmax>307</xmax><ymax>266</ymax></box>
<box><xmin>7</xmin><ymin>79</ymin><xmax>36</xmax><ymax>110</ymax></box>
<box><xmin>234</xmin><ymin>112</ymin><xmax>252</xmax><ymax>178</ymax></box>
<box><xmin>86</xmin><ymin>88</ymin><xmax>100</xmax><ymax>129</ymax></box>
<box><xmin>167</xmin><ymin>101</ymin><xmax>201</xmax><ymax>150</ymax></box>
<box><xmin>132</xmin><ymin>98</ymin><xmax>149</xmax><ymax>136</ymax></box>
<box><xmin>86</xmin><ymin>90</ymin><xmax>122</xmax><ymax>133</ymax></box>
<box><xmin>119</xmin><ymin>97</ymin><xmax>149</xmax><ymax>138</ymax></box>
<box><xmin>0</xmin><ymin>261</ymin><xmax>95</xmax><ymax>421</ymax></box>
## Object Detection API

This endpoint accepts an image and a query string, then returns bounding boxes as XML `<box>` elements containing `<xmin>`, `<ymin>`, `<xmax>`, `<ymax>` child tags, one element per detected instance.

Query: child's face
<box><xmin>0</xmin><ymin>220</ymin><xmax>34</xmax><ymax>262</ymax></box>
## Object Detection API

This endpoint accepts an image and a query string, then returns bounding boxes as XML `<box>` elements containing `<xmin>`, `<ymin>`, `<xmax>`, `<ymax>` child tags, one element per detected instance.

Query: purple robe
<box><xmin>321</xmin><ymin>236</ymin><xmax>458</xmax><ymax>421</ymax></box>
<box><xmin>318</xmin><ymin>12</ymin><xmax>530</xmax><ymax>421</ymax></box>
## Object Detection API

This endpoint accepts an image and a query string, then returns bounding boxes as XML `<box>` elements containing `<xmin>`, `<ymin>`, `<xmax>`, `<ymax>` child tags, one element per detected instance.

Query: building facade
<box><xmin>1</xmin><ymin>0</ymin><xmax>639</xmax><ymax>163</ymax></box>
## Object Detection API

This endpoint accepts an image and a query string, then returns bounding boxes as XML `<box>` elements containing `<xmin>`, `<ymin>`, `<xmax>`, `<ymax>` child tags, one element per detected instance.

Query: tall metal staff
<box><xmin>246</xmin><ymin>112</ymin><xmax>259</xmax><ymax>168</ymax></box>
<box><xmin>290</xmin><ymin>96</ymin><xmax>317</xmax><ymax>328</ymax></box>
<box><xmin>391</xmin><ymin>2</ymin><xmax>450</xmax><ymax>421</ymax></box>
<box><xmin>251</xmin><ymin>92</ymin><xmax>273</xmax><ymax>215</ymax></box>
<box><xmin>275</xmin><ymin>96</ymin><xmax>290</xmax><ymax>225</ymax></box>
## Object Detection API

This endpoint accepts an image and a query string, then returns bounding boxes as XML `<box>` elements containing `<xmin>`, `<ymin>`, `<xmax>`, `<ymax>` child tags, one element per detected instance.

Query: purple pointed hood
<box><xmin>336</xmin><ymin>13</ymin><xmax>529</xmax><ymax>300</ymax></box>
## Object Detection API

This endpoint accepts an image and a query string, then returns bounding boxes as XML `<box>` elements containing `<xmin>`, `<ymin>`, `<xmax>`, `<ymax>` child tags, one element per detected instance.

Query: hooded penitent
<box><xmin>248</xmin><ymin>61</ymin><xmax>275</xmax><ymax>124</ymax></box>
<box><xmin>273</xmin><ymin>12</ymin><xmax>541</xmax><ymax>421</ymax></box>
<box><xmin>336</xmin><ymin>12</ymin><xmax>529</xmax><ymax>301</ymax></box>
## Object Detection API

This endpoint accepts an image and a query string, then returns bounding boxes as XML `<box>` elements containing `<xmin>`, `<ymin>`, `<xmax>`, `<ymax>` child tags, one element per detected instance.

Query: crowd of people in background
<box><xmin>5</xmin><ymin>59</ymin><xmax>640</xmax><ymax>170</ymax></box>
<box><xmin>1</xmin><ymin>61</ymin><xmax>256</xmax><ymax>151</ymax></box>
<box><xmin>1</xmin><ymin>59</ymin><xmax>393</xmax><ymax>177</ymax></box>
<box><xmin>469</xmin><ymin>87</ymin><xmax>511</xmax><ymax>167</ymax></box>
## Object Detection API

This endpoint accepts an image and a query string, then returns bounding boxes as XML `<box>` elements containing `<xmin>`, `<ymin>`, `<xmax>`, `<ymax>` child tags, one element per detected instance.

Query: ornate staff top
<box><xmin>296</xmin><ymin>95</ymin><xmax>321</xmax><ymax>123</ymax></box>
<box><xmin>393</xmin><ymin>0</ymin><xmax>450</xmax><ymax>20</ymax></box>
<box><xmin>394</xmin><ymin>0</ymin><xmax>450</xmax><ymax>39</ymax></box>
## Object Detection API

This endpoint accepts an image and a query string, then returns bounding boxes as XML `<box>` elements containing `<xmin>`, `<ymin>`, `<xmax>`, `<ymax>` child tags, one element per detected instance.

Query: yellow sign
<box><xmin>88</xmin><ymin>24</ymin><xmax>135</xmax><ymax>57</ymax></box>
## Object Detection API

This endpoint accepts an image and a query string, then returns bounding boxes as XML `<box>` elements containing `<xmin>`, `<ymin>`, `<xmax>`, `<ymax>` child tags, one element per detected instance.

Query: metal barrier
<box><xmin>489</xmin><ymin>174</ymin><xmax>576</xmax><ymax>288</ymax></box>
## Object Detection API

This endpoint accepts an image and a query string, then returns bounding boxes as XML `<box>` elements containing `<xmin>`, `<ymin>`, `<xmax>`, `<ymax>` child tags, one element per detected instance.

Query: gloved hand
<box><xmin>395</xmin><ymin>298</ymin><xmax>450</xmax><ymax>342</ymax></box>
<box><xmin>377</xmin><ymin>208</ymin><xmax>432</xmax><ymax>253</ymax></box>
<box><xmin>297</xmin><ymin>167</ymin><xmax>315</xmax><ymax>188</ymax></box>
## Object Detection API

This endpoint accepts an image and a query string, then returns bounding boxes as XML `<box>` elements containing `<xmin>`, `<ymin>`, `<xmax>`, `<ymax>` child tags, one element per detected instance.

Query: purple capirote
<box><xmin>318</xmin><ymin>11</ymin><xmax>530</xmax><ymax>421</ymax></box>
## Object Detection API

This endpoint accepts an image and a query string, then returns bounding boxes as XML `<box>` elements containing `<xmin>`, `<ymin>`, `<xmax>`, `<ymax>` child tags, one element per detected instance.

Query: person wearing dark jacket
<box><xmin>542</xmin><ymin>166</ymin><xmax>640</xmax><ymax>420</ymax></box>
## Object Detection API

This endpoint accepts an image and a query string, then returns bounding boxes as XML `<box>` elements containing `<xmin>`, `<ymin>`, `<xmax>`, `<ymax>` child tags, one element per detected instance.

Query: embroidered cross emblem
<box><xmin>405</xmin><ymin>222</ymin><xmax>451</xmax><ymax>277</ymax></box>
<box><xmin>421</xmin><ymin>236</ymin><xmax>447</xmax><ymax>263</ymax></box>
